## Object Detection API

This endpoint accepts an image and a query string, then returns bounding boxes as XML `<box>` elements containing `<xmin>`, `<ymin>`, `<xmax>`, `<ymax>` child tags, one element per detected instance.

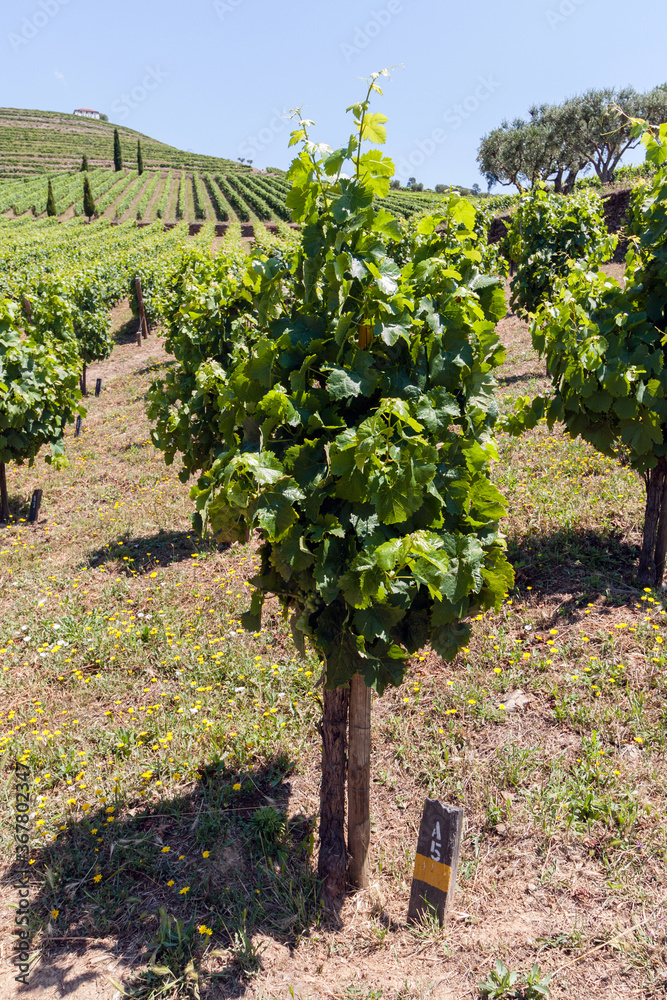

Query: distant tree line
<box><xmin>477</xmin><ymin>85</ymin><xmax>667</xmax><ymax>192</ymax></box>
<box><xmin>389</xmin><ymin>178</ymin><xmax>482</xmax><ymax>198</ymax></box>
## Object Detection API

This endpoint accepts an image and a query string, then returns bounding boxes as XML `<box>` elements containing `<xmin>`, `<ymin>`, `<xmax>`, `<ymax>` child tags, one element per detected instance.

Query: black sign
<box><xmin>28</xmin><ymin>489</ymin><xmax>43</xmax><ymax>524</ymax></box>
<box><xmin>407</xmin><ymin>799</ymin><xmax>463</xmax><ymax>926</ymax></box>
<box><xmin>95</xmin><ymin>378</ymin><xmax>102</xmax><ymax>397</ymax></box>
<box><xmin>75</xmin><ymin>415</ymin><xmax>82</xmax><ymax>438</ymax></box>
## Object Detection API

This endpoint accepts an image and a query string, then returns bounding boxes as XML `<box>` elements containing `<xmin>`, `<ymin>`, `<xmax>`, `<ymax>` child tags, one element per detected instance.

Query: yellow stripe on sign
<box><xmin>413</xmin><ymin>853</ymin><xmax>452</xmax><ymax>894</ymax></box>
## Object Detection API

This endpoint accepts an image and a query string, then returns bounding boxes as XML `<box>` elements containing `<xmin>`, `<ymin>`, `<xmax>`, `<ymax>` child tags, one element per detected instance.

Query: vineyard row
<box><xmin>0</xmin><ymin>168</ymin><xmax>452</xmax><ymax>224</ymax></box>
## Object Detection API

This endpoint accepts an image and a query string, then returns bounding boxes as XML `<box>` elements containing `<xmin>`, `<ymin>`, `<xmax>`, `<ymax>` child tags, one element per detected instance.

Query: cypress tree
<box><xmin>113</xmin><ymin>128</ymin><xmax>123</xmax><ymax>171</ymax></box>
<box><xmin>80</xmin><ymin>154</ymin><xmax>88</xmax><ymax>172</ymax></box>
<box><xmin>83</xmin><ymin>174</ymin><xmax>96</xmax><ymax>220</ymax></box>
<box><xmin>46</xmin><ymin>179</ymin><xmax>57</xmax><ymax>217</ymax></box>
<box><xmin>137</xmin><ymin>140</ymin><xmax>144</xmax><ymax>175</ymax></box>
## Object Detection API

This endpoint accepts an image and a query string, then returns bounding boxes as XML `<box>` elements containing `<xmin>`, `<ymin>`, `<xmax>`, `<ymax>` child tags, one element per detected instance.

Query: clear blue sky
<box><xmin>1</xmin><ymin>0</ymin><xmax>664</xmax><ymax>188</ymax></box>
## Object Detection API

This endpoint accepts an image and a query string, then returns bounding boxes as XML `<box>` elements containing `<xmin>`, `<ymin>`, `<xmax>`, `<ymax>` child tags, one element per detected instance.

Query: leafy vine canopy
<box><xmin>150</xmin><ymin>72</ymin><xmax>514</xmax><ymax>693</ymax></box>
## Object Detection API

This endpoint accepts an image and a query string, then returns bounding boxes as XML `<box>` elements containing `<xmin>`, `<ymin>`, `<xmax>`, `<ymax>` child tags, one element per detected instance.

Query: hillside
<box><xmin>0</xmin><ymin>107</ymin><xmax>488</xmax><ymax>226</ymax></box>
<box><xmin>0</xmin><ymin>107</ymin><xmax>242</xmax><ymax>178</ymax></box>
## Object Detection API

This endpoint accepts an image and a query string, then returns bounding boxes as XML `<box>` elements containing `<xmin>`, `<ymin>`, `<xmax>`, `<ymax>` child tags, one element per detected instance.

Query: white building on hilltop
<box><xmin>73</xmin><ymin>108</ymin><xmax>101</xmax><ymax>120</ymax></box>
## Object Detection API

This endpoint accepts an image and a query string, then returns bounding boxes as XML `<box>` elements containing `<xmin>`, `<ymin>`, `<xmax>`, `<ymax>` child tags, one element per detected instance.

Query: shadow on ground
<box><xmin>113</xmin><ymin>314</ymin><xmax>142</xmax><ymax>346</ymax></box>
<box><xmin>136</xmin><ymin>359</ymin><xmax>172</xmax><ymax>378</ymax></box>
<box><xmin>497</xmin><ymin>370</ymin><xmax>547</xmax><ymax>387</ymax></box>
<box><xmin>85</xmin><ymin>529</ymin><xmax>231</xmax><ymax>574</ymax></box>
<box><xmin>508</xmin><ymin>525</ymin><xmax>641</xmax><ymax>614</ymax></box>
<box><xmin>3</xmin><ymin>755</ymin><xmax>320</xmax><ymax>998</ymax></box>
<box><xmin>0</xmin><ymin>492</ymin><xmax>42</xmax><ymax>526</ymax></box>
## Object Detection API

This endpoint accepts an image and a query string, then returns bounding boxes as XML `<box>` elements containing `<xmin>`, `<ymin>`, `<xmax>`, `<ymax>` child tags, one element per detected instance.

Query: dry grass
<box><xmin>0</xmin><ymin>299</ymin><xmax>666</xmax><ymax>1000</ymax></box>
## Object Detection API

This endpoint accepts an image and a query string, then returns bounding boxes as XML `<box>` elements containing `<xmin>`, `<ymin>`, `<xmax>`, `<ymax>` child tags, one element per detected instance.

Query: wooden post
<box><xmin>407</xmin><ymin>800</ymin><xmax>463</xmax><ymax>925</ymax></box>
<box><xmin>135</xmin><ymin>276</ymin><xmax>149</xmax><ymax>340</ymax></box>
<box><xmin>318</xmin><ymin>684</ymin><xmax>350</xmax><ymax>912</ymax></box>
<box><xmin>80</xmin><ymin>363</ymin><xmax>87</xmax><ymax>397</ymax></box>
<box><xmin>358</xmin><ymin>322</ymin><xmax>372</xmax><ymax>350</ymax></box>
<box><xmin>22</xmin><ymin>295</ymin><xmax>32</xmax><ymax>323</ymax></box>
<box><xmin>639</xmin><ymin>458</ymin><xmax>667</xmax><ymax>585</ymax></box>
<box><xmin>0</xmin><ymin>463</ymin><xmax>8</xmax><ymax>523</ymax></box>
<box><xmin>654</xmin><ymin>472</ymin><xmax>667</xmax><ymax>586</ymax></box>
<box><xmin>95</xmin><ymin>378</ymin><xmax>102</xmax><ymax>397</ymax></box>
<box><xmin>347</xmin><ymin>673</ymin><xmax>371</xmax><ymax>888</ymax></box>
<box><xmin>28</xmin><ymin>489</ymin><xmax>43</xmax><ymax>524</ymax></box>
<box><xmin>75</xmin><ymin>416</ymin><xmax>82</xmax><ymax>438</ymax></box>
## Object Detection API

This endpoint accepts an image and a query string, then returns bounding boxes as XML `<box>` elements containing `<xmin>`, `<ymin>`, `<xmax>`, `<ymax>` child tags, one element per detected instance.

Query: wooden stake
<box><xmin>135</xmin><ymin>276</ymin><xmax>149</xmax><ymax>340</ymax></box>
<box><xmin>639</xmin><ymin>457</ymin><xmax>667</xmax><ymax>585</ymax></box>
<box><xmin>318</xmin><ymin>684</ymin><xmax>350</xmax><ymax>912</ymax></box>
<box><xmin>28</xmin><ymin>489</ymin><xmax>43</xmax><ymax>524</ymax></box>
<box><xmin>345</xmin><ymin>325</ymin><xmax>375</xmax><ymax>892</ymax></box>
<box><xmin>653</xmin><ymin>467</ymin><xmax>667</xmax><ymax>585</ymax></box>
<box><xmin>347</xmin><ymin>673</ymin><xmax>371</xmax><ymax>888</ymax></box>
<box><xmin>80</xmin><ymin>363</ymin><xmax>87</xmax><ymax>397</ymax></box>
<box><xmin>358</xmin><ymin>322</ymin><xmax>372</xmax><ymax>350</ymax></box>
<box><xmin>0</xmin><ymin>463</ymin><xmax>8</xmax><ymax>523</ymax></box>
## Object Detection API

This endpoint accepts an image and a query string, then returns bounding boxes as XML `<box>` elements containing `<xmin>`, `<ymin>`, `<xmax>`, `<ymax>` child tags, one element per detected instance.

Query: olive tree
<box><xmin>478</xmin><ymin>85</ymin><xmax>667</xmax><ymax>191</ymax></box>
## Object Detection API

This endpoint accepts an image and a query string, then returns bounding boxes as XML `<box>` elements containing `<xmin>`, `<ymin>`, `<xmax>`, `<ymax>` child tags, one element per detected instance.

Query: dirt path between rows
<box><xmin>86</xmin><ymin>300</ymin><xmax>170</xmax><ymax>388</ymax></box>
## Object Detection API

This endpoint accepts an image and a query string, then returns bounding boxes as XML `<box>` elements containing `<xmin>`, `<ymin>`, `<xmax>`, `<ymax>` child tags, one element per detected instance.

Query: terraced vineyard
<box><xmin>0</xmin><ymin>106</ymin><xmax>484</xmax><ymax>225</ymax></box>
<box><xmin>0</xmin><ymin>107</ymin><xmax>241</xmax><ymax>178</ymax></box>
<box><xmin>0</xmin><ymin>167</ymin><xmax>448</xmax><ymax>225</ymax></box>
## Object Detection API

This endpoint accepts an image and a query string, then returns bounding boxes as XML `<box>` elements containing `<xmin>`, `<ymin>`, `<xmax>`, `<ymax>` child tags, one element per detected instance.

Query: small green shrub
<box><xmin>478</xmin><ymin>960</ymin><xmax>552</xmax><ymax>999</ymax></box>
